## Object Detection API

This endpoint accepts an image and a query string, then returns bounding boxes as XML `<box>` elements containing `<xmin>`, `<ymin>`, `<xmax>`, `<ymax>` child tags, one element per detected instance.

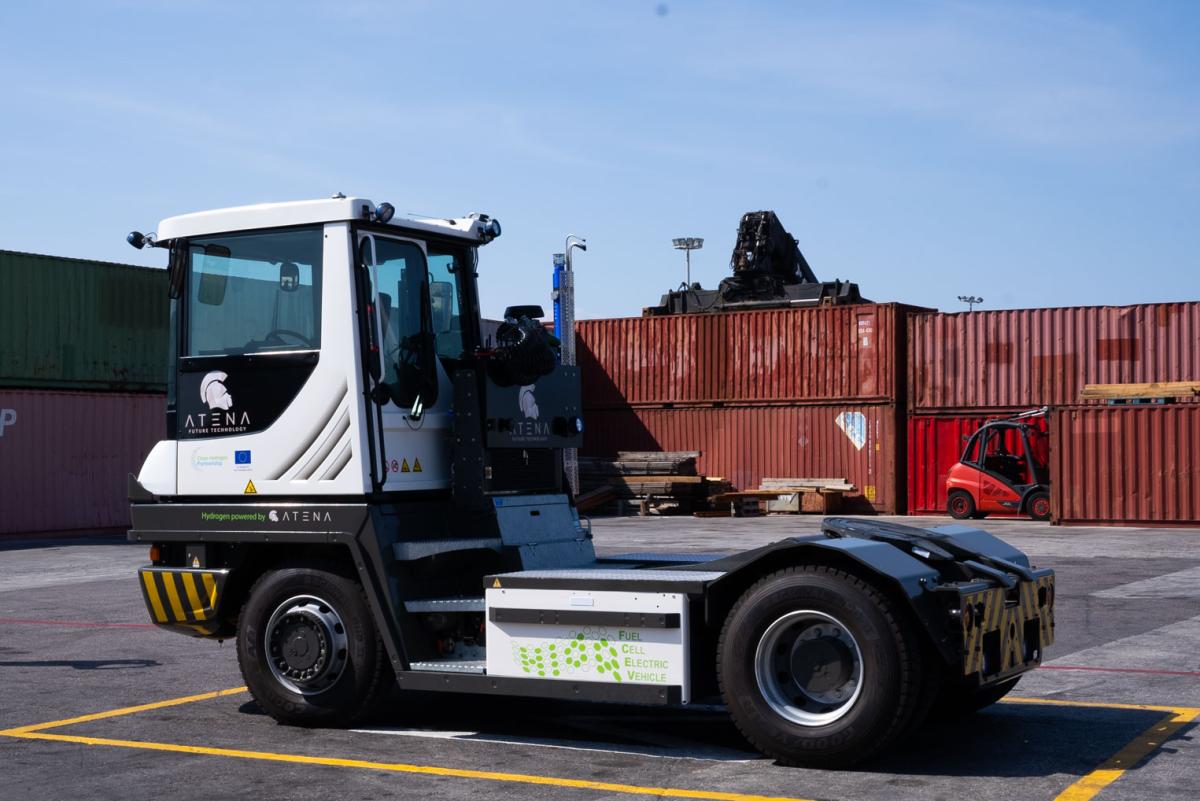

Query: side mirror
<box><xmin>196</xmin><ymin>244</ymin><xmax>231</xmax><ymax>306</ymax></box>
<box><xmin>430</xmin><ymin>281</ymin><xmax>454</xmax><ymax>334</ymax></box>
<box><xmin>279</xmin><ymin>262</ymin><xmax>300</xmax><ymax>292</ymax></box>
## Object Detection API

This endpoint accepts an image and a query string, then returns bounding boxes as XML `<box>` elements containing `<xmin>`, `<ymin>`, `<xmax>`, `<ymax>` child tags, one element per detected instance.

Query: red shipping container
<box><xmin>579</xmin><ymin>304</ymin><xmax>924</xmax><ymax>408</ymax></box>
<box><xmin>907</xmin><ymin>412</ymin><xmax>1049</xmax><ymax>515</ymax></box>
<box><xmin>583</xmin><ymin>403</ymin><xmax>902</xmax><ymax>514</ymax></box>
<box><xmin>1051</xmin><ymin>405</ymin><xmax>1200</xmax><ymax>525</ymax></box>
<box><xmin>0</xmin><ymin>390</ymin><xmax>164</xmax><ymax>535</ymax></box>
<box><xmin>908</xmin><ymin>302</ymin><xmax>1200</xmax><ymax>412</ymax></box>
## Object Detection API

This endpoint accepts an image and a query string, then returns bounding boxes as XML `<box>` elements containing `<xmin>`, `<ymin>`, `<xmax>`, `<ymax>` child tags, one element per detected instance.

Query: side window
<box><xmin>186</xmin><ymin>228</ymin><xmax>322</xmax><ymax>356</ymax></box>
<box><xmin>372</xmin><ymin>238</ymin><xmax>437</xmax><ymax>408</ymax></box>
<box><xmin>427</xmin><ymin>247</ymin><xmax>467</xmax><ymax>361</ymax></box>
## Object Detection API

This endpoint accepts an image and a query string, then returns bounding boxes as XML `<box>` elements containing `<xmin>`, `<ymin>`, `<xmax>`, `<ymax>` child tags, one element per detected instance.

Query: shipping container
<box><xmin>0</xmin><ymin>390</ymin><xmax>164</xmax><ymax>535</ymax></box>
<box><xmin>1050</xmin><ymin>405</ymin><xmax>1200</xmax><ymax>525</ymax></box>
<box><xmin>583</xmin><ymin>403</ymin><xmax>903</xmax><ymax>513</ymax></box>
<box><xmin>908</xmin><ymin>303</ymin><xmax>1200</xmax><ymax>412</ymax></box>
<box><xmin>0</xmin><ymin>250</ymin><xmax>169</xmax><ymax>392</ymax></box>
<box><xmin>578</xmin><ymin>304</ymin><xmax>924</xmax><ymax>408</ymax></box>
<box><xmin>907</xmin><ymin>412</ymin><xmax>1049</xmax><ymax>515</ymax></box>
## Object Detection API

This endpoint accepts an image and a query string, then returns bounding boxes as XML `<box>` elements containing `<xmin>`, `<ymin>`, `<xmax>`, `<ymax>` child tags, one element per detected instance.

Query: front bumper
<box><xmin>138</xmin><ymin>566</ymin><xmax>230</xmax><ymax>637</ymax></box>
<box><xmin>959</xmin><ymin>571</ymin><xmax>1055</xmax><ymax>680</ymax></box>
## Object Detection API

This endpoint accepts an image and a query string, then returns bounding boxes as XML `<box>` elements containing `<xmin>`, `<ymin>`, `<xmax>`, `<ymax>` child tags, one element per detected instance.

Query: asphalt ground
<box><xmin>1</xmin><ymin>515</ymin><xmax>1198</xmax><ymax>801</ymax></box>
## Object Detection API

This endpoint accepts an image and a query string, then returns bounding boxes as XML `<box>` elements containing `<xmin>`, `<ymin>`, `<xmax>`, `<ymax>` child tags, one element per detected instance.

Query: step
<box><xmin>403</xmin><ymin>596</ymin><xmax>485</xmax><ymax>614</ymax></box>
<box><xmin>407</xmin><ymin>660</ymin><xmax>486</xmax><ymax>674</ymax></box>
<box><xmin>392</xmin><ymin>538</ymin><xmax>502</xmax><ymax>561</ymax></box>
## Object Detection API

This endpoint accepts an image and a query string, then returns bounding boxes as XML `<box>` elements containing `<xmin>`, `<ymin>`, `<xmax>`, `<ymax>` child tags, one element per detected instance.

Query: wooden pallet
<box><xmin>1081</xmin><ymin>381</ymin><xmax>1200</xmax><ymax>400</ymax></box>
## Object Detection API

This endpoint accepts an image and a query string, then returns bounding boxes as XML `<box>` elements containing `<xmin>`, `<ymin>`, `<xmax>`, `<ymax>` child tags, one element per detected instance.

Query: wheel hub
<box><xmin>265</xmin><ymin>595</ymin><xmax>349</xmax><ymax>695</ymax></box>
<box><xmin>754</xmin><ymin>611</ymin><xmax>864</xmax><ymax>727</ymax></box>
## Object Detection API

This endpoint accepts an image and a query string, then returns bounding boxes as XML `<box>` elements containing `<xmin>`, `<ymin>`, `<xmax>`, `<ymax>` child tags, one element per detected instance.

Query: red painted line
<box><xmin>1040</xmin><ymin>664</ymin><xmax>1200</xmax><ymax>678</ymax></box>
<box><xmin>0</xmin><ymin>617</ymin><xmax>156</xmax><ymax>630</ymax></box>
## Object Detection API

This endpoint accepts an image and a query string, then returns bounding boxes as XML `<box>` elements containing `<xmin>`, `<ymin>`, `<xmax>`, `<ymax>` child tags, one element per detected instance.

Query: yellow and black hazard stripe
<box><xmin>960</xmin><ymin>573</ymin><xmax>1055</xmax><ymax>676</ymax></box>
<box><xmin>138</xmin><ymin>567</ymin><xmax>228</xmax><ymax>637</ymax></box>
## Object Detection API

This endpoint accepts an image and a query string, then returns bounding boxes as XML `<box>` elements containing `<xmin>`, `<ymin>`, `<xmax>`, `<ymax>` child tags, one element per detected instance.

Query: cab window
<box><xmin>427</xmin><ymin>246</ymin><xmax>468</xmax><ymax>362</ymax></box>
<box><xmin>371</xmin><ymin>238</ymin><xmax>438</xmax><ymax>408</ymax></box>
<box><xmin>186</xmin><ymin>227</ymin><xmax>322</xmax><ymax>356</ymax></box>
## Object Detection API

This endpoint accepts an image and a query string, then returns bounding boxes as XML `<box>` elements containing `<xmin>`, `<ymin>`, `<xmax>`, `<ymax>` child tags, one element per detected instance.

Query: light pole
<box><xmin>672</xmin><ymin>237</ymin><xmax>703</xmax><ymax>288</ymax></box>
<box><xmin>958</xmin><ymin>295</ymin><xmax>983</xmax><ymax>312</ymax></box>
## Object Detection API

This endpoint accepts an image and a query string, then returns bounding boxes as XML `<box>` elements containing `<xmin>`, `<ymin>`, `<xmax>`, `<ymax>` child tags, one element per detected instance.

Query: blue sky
<box><xmin>1</xmin><ymin>1</ymin><xmax>1197</xmax><ymax>319</ymax></box>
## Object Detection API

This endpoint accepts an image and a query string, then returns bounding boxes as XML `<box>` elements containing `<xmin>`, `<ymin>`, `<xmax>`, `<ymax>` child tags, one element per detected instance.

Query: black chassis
<box><xmin>129</xmin><ymin>492</ymin><xmax>1054</xmax><ymax>705</ymax></box>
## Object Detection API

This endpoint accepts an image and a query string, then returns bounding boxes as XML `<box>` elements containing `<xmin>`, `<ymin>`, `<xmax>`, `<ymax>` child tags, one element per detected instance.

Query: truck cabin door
<box><xmin>357</xmin><ymin>233</ymin><xmax>461</xmax><ymax>492</ymax></box>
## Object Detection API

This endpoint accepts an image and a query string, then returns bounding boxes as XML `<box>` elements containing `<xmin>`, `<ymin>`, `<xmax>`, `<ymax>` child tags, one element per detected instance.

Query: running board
<box><xmin>407</xmin><ymin>660</ymin><xmax>486</xmax><ymax>674</ymax></box>
<box><xmin>404</xmin><ymin>597</ymin><xmax>485</xmax><ymax>613</ymax></box>
<box><xmin>395</xmin><ymin>670</ymin><xmax>682</xmax><ymax>705</ymax></box>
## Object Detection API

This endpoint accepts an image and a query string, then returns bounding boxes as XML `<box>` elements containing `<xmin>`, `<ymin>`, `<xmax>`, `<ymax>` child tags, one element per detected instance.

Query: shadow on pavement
<box><xmin>228</xmin><ymin>691</ymin><xmax>1188</xmax><ymax>778</ymax></box>
<box><xmin>0</xmin><ymin>659</ymin><xmax>160</xmax><ymax>670</ymax></box>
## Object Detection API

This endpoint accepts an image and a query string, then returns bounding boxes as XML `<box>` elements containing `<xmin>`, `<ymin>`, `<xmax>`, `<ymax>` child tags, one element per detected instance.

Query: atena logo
<box><xmin>184</xmin><ymin>371</ymin><xmax>251</xmax><ymax>435</ymax></box>
<box><xmin>518</xmin><ymin>384</ymin><xmax>539</xmax><ymax>419</ymax></box>
<box><xmin>269</xmin><ymin>509</ymin><xmax>333</xmax><ymax>523</ymax></box>
<box><xmin>201</xmin><ymin>371</ymin><xmax>233</xmax><ymax>410</ymax></box>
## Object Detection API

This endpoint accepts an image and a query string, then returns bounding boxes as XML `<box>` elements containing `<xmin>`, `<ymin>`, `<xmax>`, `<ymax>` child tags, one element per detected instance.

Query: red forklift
<box><xmin>946</xmin><ymin>408</ymin><xmax>1051</xmax><ymax>521</ymax></box>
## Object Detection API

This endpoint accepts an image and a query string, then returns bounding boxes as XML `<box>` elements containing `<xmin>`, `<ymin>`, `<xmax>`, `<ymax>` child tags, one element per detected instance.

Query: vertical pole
<box><xmin>685</xmin><ymin>248</ymin><xmax>691</xmax><ymax>288</ymax></box>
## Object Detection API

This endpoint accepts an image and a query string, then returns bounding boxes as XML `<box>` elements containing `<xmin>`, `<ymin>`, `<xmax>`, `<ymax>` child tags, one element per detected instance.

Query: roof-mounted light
<box><xmin>485</xmin><ymin>218</ymin><xmax>502</xmax><ymax>240</ymax></box>
<box><xmin>126</xmin><ymin>231</ymin><xmax>156</xmax><ymax>249</ymax></box>
<box><xmin>374</xmin><ymin>202</ymin><xmax>395</xmax><ymax>224</ymax></box>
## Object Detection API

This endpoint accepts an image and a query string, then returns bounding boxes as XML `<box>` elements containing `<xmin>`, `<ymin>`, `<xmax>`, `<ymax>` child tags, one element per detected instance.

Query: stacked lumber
<box><xmin>579</xmin><ymin>451</ymin><xmax>711</xmax><ymax>515</ymax></box>
<box><xmin>707</xmin><ymin>477</ymin><xmax>856</xmax><ymax>517</ymax></box>
<box><xmin>1081</xmin><ymin>382</ymin><xmax>1200</xmax><ymax>404</ymax></box>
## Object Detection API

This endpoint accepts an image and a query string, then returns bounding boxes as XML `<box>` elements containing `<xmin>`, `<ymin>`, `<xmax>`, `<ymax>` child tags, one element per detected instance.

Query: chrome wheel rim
<box><xmin>265</xmin><ymin>594</ymin><xmax>349</xmax><ymax>695</ymax></box>
<box><xmin>754</xmin><ymin>610</ymin><xmax>864</xmax><ymax>726</ymax></box>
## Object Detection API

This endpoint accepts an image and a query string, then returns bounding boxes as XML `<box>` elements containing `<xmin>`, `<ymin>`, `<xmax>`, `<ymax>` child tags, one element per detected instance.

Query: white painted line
<box><xmin>350</xmin><ymin>726</ymin><xmax>760</xmax><ymax>762</ymax></box>
<box><xmin>1091</xmin><ymin>566</ymin><xmax>1200</xmax><ymax>599</ymax></box>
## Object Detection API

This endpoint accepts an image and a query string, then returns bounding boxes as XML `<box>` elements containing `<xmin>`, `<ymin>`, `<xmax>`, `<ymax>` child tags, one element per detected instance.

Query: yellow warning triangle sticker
<box><xmin>244</xmin><ymin>479</ymin><xmax>257</xmax><ymax>494</ymax></box>
<box><xmin>492</xmin><ymin>578</ymin><xmax>502</xmax><ymax>588</ymax></box>
<box><xmin>413</xmin><ymin>457</ymin><xmax>422</xmax><ymax>473</ymax></box>
<box><xmin>400</xmin><ymin>458</ymin><xmax>410</xmax><ymax>473</ymax></box>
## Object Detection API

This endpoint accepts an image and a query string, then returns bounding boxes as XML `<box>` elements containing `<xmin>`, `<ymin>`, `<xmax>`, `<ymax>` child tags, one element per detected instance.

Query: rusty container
<box><xmin>907</xmin><ymin>412</ymin><xmax>1049</xmax><ymax>515</ymax></box>
<box><xmin>1050</xmin><ymin>405</ymin><xmax>1200</xmax><ymax>525</ymax></box>
<box><xmin>908</xmin><ymin>303</ymin><xmax>1200</xmax><ymax>412</ymax></box>
<box><xmin>0</xmin><ymin>390</ymin><xmax>164</xmax><ymax>535</ymax></box>
<box><xmin>582</xmin><ymin>403</ymin><xmax>903</xmax><ymax>514</ymax></box>
<box><xmin>579</xmin><ymin>304</ymin><xmax>924</xmax><ymax>408</ymax></box>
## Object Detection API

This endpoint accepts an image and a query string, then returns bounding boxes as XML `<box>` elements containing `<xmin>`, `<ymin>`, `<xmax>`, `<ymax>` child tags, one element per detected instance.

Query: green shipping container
<box><xmin>0</xmin><ymin>250</ymin><xmax>168</xmax><ymax>392</ymax></box>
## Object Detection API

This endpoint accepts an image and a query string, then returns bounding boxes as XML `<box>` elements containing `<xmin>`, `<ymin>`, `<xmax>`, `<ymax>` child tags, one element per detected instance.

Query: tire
<box><xmin>947</xmin><ymin>490</ymin><xmax>975</xmax><ymax>520</ymax></box>
<box><xmin>237</xmin><ymin>565</ymin><xmax>389</xmax><ymax>727</ymax></box>
<box><xmin>933</xmin><ymin>677</ymin><xmax>1020</xmax><ymax>719</ymax></box>
<box><xmin>1027</xmin><ymin>491</ymin><xmax>1051</xmax><ymax>521</ymax></box>
<box><xmin>717</xmin><ymin>566</ymin><xmax>930</xmax><ymax>768</ymax></box>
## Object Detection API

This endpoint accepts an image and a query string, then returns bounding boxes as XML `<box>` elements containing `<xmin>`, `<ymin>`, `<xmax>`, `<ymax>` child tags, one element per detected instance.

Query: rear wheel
<box><xmin>717</xmin><ymin>566</ymin><xmax>929</xmax><ymax>768</ymax></box>
<box><xmin>237</xmin><ymin>565</ymin><xmax>389</xmax><ymax>726</ymax></box>
<box><xmin>948</xmin><ymin>490</ymin><xmax>975</xmax><ymax>520</ymax></box>
<box><xmin>1028</xmin><ymin>491</ymin><xmax>1051</xmax><ymax>521</ymax></box>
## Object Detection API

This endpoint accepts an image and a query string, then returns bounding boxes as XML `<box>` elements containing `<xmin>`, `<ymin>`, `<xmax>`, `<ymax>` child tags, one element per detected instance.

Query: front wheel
<box><xmin>717</xmin><ymin>566</ymin><xmax>930</xmax><ymax>768</ymax></box>
<box><xmin>1027</xmin><ymin>491</ymin><xmax>1051</xmax><ymax>521</ymax></box>
<box><xmin>948</xmin><ymin>490</ymin><xmax>976</xmax><ymax>520</ymax></box>
<box><xmin>237</xmin><ymin>565</ymin><xmax>390</xmax><ymax>726</ymax></box>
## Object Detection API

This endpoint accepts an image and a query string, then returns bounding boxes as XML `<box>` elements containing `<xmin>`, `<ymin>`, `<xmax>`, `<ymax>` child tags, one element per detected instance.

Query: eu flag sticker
<box><xmin>235</xmin><ymin>450</ymin><xmax>252</xmax><ymax>465</ymax></box>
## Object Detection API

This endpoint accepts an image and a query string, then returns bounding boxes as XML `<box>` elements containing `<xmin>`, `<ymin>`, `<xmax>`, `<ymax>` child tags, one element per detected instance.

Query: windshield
<box><xmin>184</xmin><ymin>227</ymin><xmax>323</xmax><ymax>356</ymax></box>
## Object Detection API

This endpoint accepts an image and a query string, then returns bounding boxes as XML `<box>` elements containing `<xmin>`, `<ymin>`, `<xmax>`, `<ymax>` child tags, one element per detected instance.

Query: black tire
<box><xmin>947</xmin><ymin>490</ymin><xmax>975</xmax><ymax>520</ymax></box>
<box><xmin>717</xmin><ymin>566</ymin><xmax>930</xmax><ymax>768</ymax></box>
<box><xmin>1027</xmin><ymin>491</ymin><xmax>1051</xmax><ymax>521</ymax></box>
<box><xmin>237</xmin><ymin>565</ymin><xmax>389</xmax><ymax>727</ymax></box>
<box><xmin>933</xmin><ymin>677</ymin><xmax>1020</xmax><ymax>719</ymax></box>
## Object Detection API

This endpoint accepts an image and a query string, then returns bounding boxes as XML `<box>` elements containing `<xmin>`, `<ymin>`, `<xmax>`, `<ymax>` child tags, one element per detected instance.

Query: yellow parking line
<box><xmin>1003</xmin><ymin>697</ymin><xmax>1200</xmax><ymax>801</ymax></box>
<box><xmin>0</xmin><ymin>687</ymin><xmax>248</xmax><ymax>735</ymax></box>
<box><xmin>4</xmin><ymin>730</ymin><xmax>809</xmax><ymax>801</ymax></box>
<box><xmin>3</xmin><ymin>688</ymin><xmax>1198</xmax><ymax>801</ymax></box>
